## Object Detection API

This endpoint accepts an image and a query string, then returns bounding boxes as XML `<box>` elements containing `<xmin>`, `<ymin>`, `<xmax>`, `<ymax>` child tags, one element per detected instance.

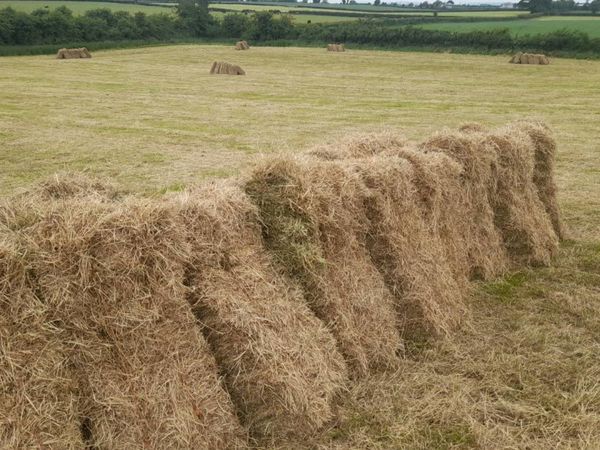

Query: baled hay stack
<box><xmin>245</xmin><ymin>156</ymin><xmax>403</xmax><ymax>377</ymax></box>
<box><xmin>347</xmin><ymin>155</ymin><xmax>468</xmax><ymax>341</ymax></box>
<box><xmin>310</xmin><ymin>133</ymin><xmax>471</xmax><ymax>287</ymax></box>
<box><xmin>171</xmin><ymin>182</ymin><xmax>348</xmax><ymax>440</ymax></box>
<box><xmin>56</xmin><ymin>47</ymin><xmax>91</xmax><ymax>59</ymax></box>
<box><xmin>510</xmin><ymin>120</ymin><xmax>564</xmax><ymax>239</ymax></box>
<box><xmin>210</xmin><ymin>61</ymin><xmax>246</xmax><ymax>75</ymax></box>
<box><xmin>509</xmin><ymin>52</ymin><xmax>549</xmax><ymax>65</ymax></box>
<box><xmin>327</xmin><ymin>44</ymin><xmax>345</xmax><ymax>52</ymax></box>
<box><xmin>0</xmin><ymin>230</ymin><xmax>83</xmax><ymax>448</ymax></box>
<box><xmin>483</xmin><ymin>126</ymin><xmax>558</xmax><ymax>266</ymax></box>
<box><xmin>420</xmin><ymin>130</ymin><xmax>509</xmax><ymax>280</ymax></box>
<box><xmin>235</xmin><ymin>40</ymin><xmax>250</xmax><ymax>50</ymax></box>
<box><xmin>25</xmin><ymin>198</ymin><xmax>246</xmax><ymax>448</ymax></box>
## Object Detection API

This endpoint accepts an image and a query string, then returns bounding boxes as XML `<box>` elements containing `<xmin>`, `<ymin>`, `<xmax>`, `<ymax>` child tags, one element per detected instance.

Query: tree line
<box><xmin>1</xmin><ymin>2</ymin><xmax>599</xmax><ymax>56</ymax></box>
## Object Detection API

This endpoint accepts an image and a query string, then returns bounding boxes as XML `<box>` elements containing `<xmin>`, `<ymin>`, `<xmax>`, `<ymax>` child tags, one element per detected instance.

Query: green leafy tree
<box><xmin>176</xmin><ymin>0</ymin><xmax>211</xmax><ymax>36</ymax></box>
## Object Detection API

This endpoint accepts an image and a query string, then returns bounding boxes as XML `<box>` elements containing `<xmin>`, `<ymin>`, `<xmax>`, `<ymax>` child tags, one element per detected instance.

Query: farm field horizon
<box><xmin>1</xmin><ymin>44</ymin><xmax>600</xmax><ymax>448</ymax></box>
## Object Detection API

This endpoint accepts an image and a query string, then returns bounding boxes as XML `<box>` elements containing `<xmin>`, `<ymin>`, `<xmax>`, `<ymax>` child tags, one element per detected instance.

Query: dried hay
<box><xmin>327</xmin><ymin>44</ymin><xmax>345</xmax><ymax>52</ymax></box>
<box><xmin>510</xmin><ymin>52</ymin><xmax>549</xmax><ymax>65</ymax></box>
<box><xmin>0</xmin><ymin>230</ymin><xmax>83</xmax><ymax>448</ymax></box>
<box><xmin>419</xmin><ymin>130</ymin><xmax>509</xmax><ymax>280</ymax></box>
<box><xmin>311</xmin><ymin>132</ymin><xmax>468</xmax><ymax>340</ymax></box>
<box><xmin>510</xmin><ymin>120</ymin><xmax>564</xmax><ymax>239</ymax></box>
<box><xmin>235</xmin><ymin>40</ymin><xmax>250</xmax><ymax>50</ymax></box>
<box><xmin>20</xmin><ymin>196</ymin><xmax>246</xmax><ymax>448</ymax></box>
<box><xmin>170</xmin><ymin>181</ymin><xmax>348</xmax><ymax>440</ymax></box>
<box><xmin>483</xmin><ymin>126</ymin><xmax>559</xmax><ymax>266</ymax></box>
<box><xmin>210</xmin><ymin>61</ymin><xmax>246</xmax><ymax>75</ymax></box>
<box><xmin>56</xmin><ymin>47</ymin><xmax>91</xmax><ymax>59</ymax></box>
<box><xmin>245</xmin><ymin>156</ymin><xmax>403</xmax><ymax>377</ymax></box>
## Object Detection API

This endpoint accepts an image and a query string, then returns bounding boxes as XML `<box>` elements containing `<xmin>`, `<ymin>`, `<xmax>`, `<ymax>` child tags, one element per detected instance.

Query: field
<box><xmin>0</xmin><ymin>0</ymin><xmax>171</xmax><ymax>13</ymax></box>
<box><xmin>419</xmin><ymin>15</ymin><xmax>600</xmax><ymax>37</ymax></box>
<box><xmin>1</xmin><ymin>45</ymin><xmax>600</xmax><ymax>447</ymax></box>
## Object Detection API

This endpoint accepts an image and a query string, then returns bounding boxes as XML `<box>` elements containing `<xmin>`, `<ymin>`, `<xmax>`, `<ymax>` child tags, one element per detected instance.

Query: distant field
<box><xmin>419</xmin><ymin>16</ymin><xmax>600</xmax><ymax>37</ymax></box>
<box><xmin>0</xmin><ymin>0</ymin><xmax>171</xmax><ymax>14</ymax></box>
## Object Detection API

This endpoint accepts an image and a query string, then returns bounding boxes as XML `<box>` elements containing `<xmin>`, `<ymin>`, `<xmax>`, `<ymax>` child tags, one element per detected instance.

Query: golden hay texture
<box><xmin>509</xmin><ymin>52</ymin><xmax>549</xmax><ymax>65</ymax></box>
<box><xmin>483</xmin><ymin>126</ymin><xmax>559</xmax><ymax>266</ymax></box>
<box><xmin>420</xmin><ymin>130</ymin><xmax>510</xmax><ymax>280</ymax></box>
<box><xmin>170</xmin><ymin>181</ymin><xmax>348</xmax><ymax>441</ymax></box>
<box><xmin>511</xmin><ymin>120</ymin><xmax>565</xmax><ymax>240</ymax></box>
<box><xmin>0</xmin><ymin>230</ymin><xmax>83</xmax><ymax>448</ymax></box>
<box><xmin>1</xmin><ymin>189</ymin><xmax>247</xmax><ymax>448</ymax></box>
<box><xmin>327</xmin><ymin>44</ymin><xmax>345</xmax><ymax>52</ymax></box>
<box><xmin>235</xmin><ymin>40</ymin><xmax>250</xmax><ymax>50</ymax></box>
<box><xmin>309</xmin><ymin>134</ymin><xmax>469</xmax><ymax>340</ymax></box>
<box><xmin>245</xmin><ymin>156</ymin><xmax>403</xmax><ymax>377</ymax></box>
<box><xmin>56</xmin><ymin>47</ymin><xmax>92</xmax><ymax>59</ymax></box>
<box><xmin>210</xmin><ymin>61</ymin><xmax>246</xmax><ymax>75</ymax></box>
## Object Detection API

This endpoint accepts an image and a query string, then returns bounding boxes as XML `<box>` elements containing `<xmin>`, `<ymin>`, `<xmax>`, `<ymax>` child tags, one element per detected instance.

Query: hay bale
<box><xmin>56</xmin><ymin>47</ymin><xmax>91</xmax><ymax>59</ymax></box>
<box><xmin>246</xmin><ymin>156</ymin><xmax>403</xmax><ymax>377</ymax></box>
<box><xmin>510</xmin><ymin>120</ymin><xmax>564</xmax><ymax>239</ymax></box>
<box><xmin>23</xmin><ymin>197</ymin><xmax>246</xmax><ymax>448</ymax></box>
<box><xmin>510</xmin><ymin>52</ymin><xmax>549</xmax><ymax>65</ymax></box>
<box><xmin>483</xmin><ymin>126</ymin><xmax>559</xmax><ymax>266</ymax></box>
<box><xmin>327</xmin><ymin>44</ymin><xmax>345</xmax><ymax>52</ymax></box>
<box><xmin>235</xmin><ymin>40</ymin><xmax>250</xmax><ymax>50</ymax></box>
<box><xmin>420</xmin><ymin>130</ymin><xmax>509</xmax><ymax>280</ymax></box>
<box><xmin>0</xmin><ymin>230</ymin><xmax>84</xmax><ymax>448</ymax></box>
<box><xmin>210</xmin><ymin>61</ymin><xmax>246</xmax><ymax>75</ymax></box>
<box><xmin>170</xmin><ymin>181</ymin><xmax>348</xmax><ymax>440</ymax></box>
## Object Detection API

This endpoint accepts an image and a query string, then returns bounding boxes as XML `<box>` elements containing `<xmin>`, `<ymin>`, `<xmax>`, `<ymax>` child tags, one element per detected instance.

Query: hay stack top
<box><xmin>510</xmin><ymin>52</ymin><xmax>549</xmax><ymax>65</ymax></box>
<box><xmin>235</xmin><ymin>40</ymin><xmax>250</xmax><ymax>50</ymax></box>
<box><xmin>210</xmin><ymin>61</ymin><xmax>246</xmax><ymax>75</ymax></box>
<box><xmin>56</xmin><ymin>47</ymin><xmax>92</xmax><ymax>59</ymax></box>
<box><xmin>327</xmin><ymin>44</ymin><xmax>345</xmax><ymax>52</ymax></box>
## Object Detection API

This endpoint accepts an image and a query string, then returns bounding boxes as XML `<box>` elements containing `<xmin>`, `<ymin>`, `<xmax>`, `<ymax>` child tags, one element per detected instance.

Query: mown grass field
<box><xmin>419</xmin><ymin>15</ymin><xmax>600</xmax><ymax>37</ymax></box>
<box><xmin>0</xmin><ymin>0</ymin><xmax>171</xmax><ymax>14</ymax></box>
<box><xmin>1</xmin><ymin>45</ymin><xmax>599</xmax><ymax>447</ymax></box>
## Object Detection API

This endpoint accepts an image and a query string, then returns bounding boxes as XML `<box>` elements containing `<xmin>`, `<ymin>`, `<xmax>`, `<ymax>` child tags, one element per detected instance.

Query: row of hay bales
<box><xmin>56</xmin><ymin>47</ymin><xmax>91</xmax><ymax>59</ymax></box>
<box><xmin>510</xmin><ymin>52</ymin><xmax>550</xmax><ymax>65</ymax></box>
<box><xmin>0</xmin><ymin>120</ymin><xmax>563</xmax><ymax>448</ymax></box>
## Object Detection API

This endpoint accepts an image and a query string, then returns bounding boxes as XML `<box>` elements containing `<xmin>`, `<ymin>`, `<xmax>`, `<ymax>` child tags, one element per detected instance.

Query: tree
<box><xmin>591</xmin><ymin>0</ymin><xmax>600</xmax><ymax>13</ymax></box>
<box><xmin>374</xmin><ymin>0</ymin><xmax>381</xmax><ymax>5</ymax></box>
<box><xmin>176</xmin><ymin>0</ymin><xmax>211</xmax><ymax>36</ymax></box>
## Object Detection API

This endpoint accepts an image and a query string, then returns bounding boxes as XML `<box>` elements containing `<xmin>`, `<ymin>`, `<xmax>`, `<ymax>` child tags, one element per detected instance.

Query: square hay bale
<box><xmin>419</xmin><ymin>130</ymin><xmax>509</xmax><ymax>280</ymax></box>
<box><xmin>510</xmin><ymin>120</ymin><xmax>564</xmax><ymax>240</ymax></box>
<box><xmin>0</xmin><ymin>230</ymin><xmax>83</xmax><ymax>448</ymax></box>
<box><xmin>235</xmin><ymin>40</ymin><xmax>250</xmax><ymax>50</ymax></box>
<box><xmin>56</xmin><ymin>47</ymin><xmax>91</xmax><ymax>59</ymax></box>
<box><xmin>483</xmin><ymin>126</ymin><xmax>559</xmax><ymax>266</ymax></box>
<box><xmin>21</xmin><ymin>196</ymin><xmax>246</xmax><ymax>448</ymax></box>
<box><xmin>210</xmin><ymin>61</ymin><xmax>246</xmax><ymax>75</ymax></box>
<box><xmin>245</xmin><ymin>156</ymin><xmax>403</xmax><ymax>377</ymax></box>
<box><xmin>170</xmin><ymin>181</ymin><xmax>348</xmax><ymax>441</ymax></box>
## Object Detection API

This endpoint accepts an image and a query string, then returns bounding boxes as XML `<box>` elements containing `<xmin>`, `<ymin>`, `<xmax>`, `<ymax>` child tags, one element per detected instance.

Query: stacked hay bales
<box><xmin>420</xmin><ymin>130</ymin><xmax>510</xmax><ymax>279</ymax></box>
<box><xmin>310</xmin><ymin>135</ymin><xmax>469</xmax><ymax>340</ymax></box>
<box><xmin>327</xmin><ymin>44</ymin><xmax>345</xmax><ymax>52</ymax></box>
<box><xmin>483</xmin><ymin>126</ymin><xmax>559</xmax><ymax>265</ymax></box>
<box><xmin>210</xmin><ymin>61</ymin><xmax>246</xmax><ymax>75</ymax></box>
<box><xmin>235</xmin><ymin>40</ymin><xmax>250</xmax><ymax>50</ymax></box>
<box><xmin>0</xmin><ymin>229</ymin><xmax>83</xmax><ymax>448</ymax></box>
<box><xmin>511</xmin><ymin>120</ymin><xmax>565</xmax><ymax>239</ymax></box>
<box><xmin>56</xmin><ymin>47</ymin><xmax>91</xmax><ymax>59</ymax></box>
<box><xmin>246</xmin><ymin>157</ymin><xmax>403</xmax><ymax>376</ymax></box>
<box><xmin>509</xmin><ymin>52</ymin><xmax>550</xmax><ymax>65</ymax></box>
<box><xmin>1</xmin><ymin>186</ymin><xmax>246</xmax><ymax>448</ymax></box>
<box><xmin>171</xmin><ymin>182</ymin><xmax>348</xmax><ymax>440</ymax></box>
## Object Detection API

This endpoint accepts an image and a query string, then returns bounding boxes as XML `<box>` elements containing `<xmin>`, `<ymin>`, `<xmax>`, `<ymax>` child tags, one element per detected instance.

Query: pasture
<box><xmin>1</xmin><ymin>45</ymin><xmax>599</xmax><ymax>448</ymax></box>
<box><xmin>0</xmin><ymin>0</ymin><xmax>171</xmax><ymax>14</ymax></box>
<box><xmin>419</xmin><ymin>15</ymin><xmax>600</xmax><ymax>37</ymax></box>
